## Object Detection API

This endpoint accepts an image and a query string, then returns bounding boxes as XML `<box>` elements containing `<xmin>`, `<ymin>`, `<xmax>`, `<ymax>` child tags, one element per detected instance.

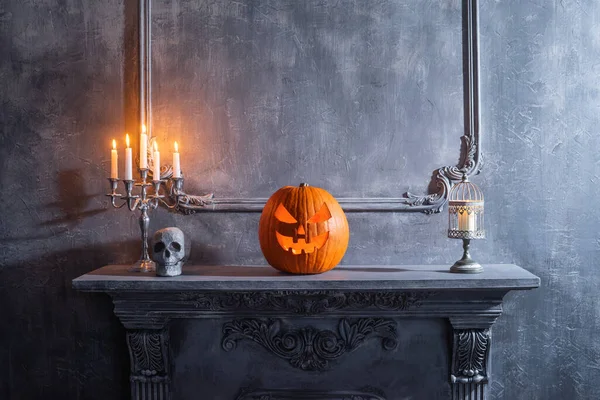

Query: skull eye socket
<box><xmin>171</xmin><ymin>242</ymin><xmax>181</xmax><ymax>252</ymax></box>
<box><xmin>154</xmin><ymin>242</ymin><xmax>165</xmax><ymax>253</ymax></box>
<box><xmin>274</xmin><ymin>204</ymin><xmax>298</xmax><ymax>224</ymax></box>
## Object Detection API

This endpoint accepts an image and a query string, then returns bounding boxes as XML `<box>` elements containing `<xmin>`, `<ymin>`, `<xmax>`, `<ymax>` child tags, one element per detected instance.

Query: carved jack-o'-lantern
<box><xmin>259</xmin><ymin>183</ymin><xmax>349</xmax><ymax>274</ymax></box>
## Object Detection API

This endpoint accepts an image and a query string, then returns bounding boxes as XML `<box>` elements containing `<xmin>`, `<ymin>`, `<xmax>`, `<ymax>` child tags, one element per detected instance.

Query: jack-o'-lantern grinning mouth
<box><xmin>275</xmin><ymin>231</ymin><xmax>330</xmax><ymax>255</ymax></box>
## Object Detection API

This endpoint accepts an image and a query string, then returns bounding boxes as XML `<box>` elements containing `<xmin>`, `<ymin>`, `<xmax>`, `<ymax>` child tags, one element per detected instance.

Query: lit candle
<box><xmin>173</xmin><ymin>141</ymin><xmax>181</xmax><ymax>178</ymax></box>
<box><xmin>124</xmin><ymin>134</ymin><xmax>133</xmax><ymax>180</ymax></box>
<box><xmin>458</xmin><ymin>210</ymin><xmax>476</xmax><ymax>231</ymax></box>
<box><xmin>153</xmin><ymin>141</ymin><xmax>161</xmax><ymax>181</ymax></box>
<box><xmin>140</xmin><ymin>125</ymin><xmax>148</xmax><ymax>169</ymax></box>
<box><xmin>110</xmin><ymin>139</ymin><xmax>118</xmax><ymax>179</ymax></box>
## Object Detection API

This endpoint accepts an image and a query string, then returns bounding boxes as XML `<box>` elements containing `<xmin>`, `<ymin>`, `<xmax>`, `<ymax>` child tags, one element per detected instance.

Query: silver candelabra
<box><xmin>106</xmin><ymin>168</ymin><xmax>184</xmax><ymax>272</ymax></box>
<box><xmin>105</xmin><ymin>0</ymin><xmax>214</xmax><ymax>273</ymax></box>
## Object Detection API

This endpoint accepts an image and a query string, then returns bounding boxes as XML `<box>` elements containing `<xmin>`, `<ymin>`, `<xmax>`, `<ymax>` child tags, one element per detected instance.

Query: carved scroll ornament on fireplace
<box><xmin>138</xmin><ymin>0</ymin><xmax>483</xmax><ymax>214</ymax></box>
<box><xmin>222</xmin><ymin>318</ymin><xmax>398</xmax><ymax>371</ymax></box>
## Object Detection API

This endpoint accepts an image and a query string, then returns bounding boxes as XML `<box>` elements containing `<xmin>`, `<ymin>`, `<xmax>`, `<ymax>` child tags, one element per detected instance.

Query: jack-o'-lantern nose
<box><xmin>297</xmin><ymin>225</ymin><xmax>306</xmax><ymax>235</ymax></box>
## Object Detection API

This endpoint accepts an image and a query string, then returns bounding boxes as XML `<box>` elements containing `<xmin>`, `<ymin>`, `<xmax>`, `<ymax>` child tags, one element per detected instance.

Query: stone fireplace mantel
<box><xmin>73</xmin><ymin>264</ymin><xmax>539</xmax><ymax>400</ymax></box>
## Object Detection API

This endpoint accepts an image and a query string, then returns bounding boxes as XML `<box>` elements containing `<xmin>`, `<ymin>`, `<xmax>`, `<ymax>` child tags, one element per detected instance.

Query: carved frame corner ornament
<box><xmin>126</xmin><ymin>329</ymin><xmax>171</xmax><ymax>400</ymax></box>
<box><xmin>138</xmin><ymin>0</ymin><xmax>482</xmax><ymax>214</ymax></box>
<box><xmin>222</xmin><ymin>318</ymin><xmax>397</xmax><ymax>371</ymax></box>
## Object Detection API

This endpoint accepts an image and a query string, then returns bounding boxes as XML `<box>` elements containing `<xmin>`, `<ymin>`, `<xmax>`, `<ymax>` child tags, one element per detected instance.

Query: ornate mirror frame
<box><xmin>140</xmin><ymin>0</ymin><xmax>481</xmax><ymax>214</ymax></box>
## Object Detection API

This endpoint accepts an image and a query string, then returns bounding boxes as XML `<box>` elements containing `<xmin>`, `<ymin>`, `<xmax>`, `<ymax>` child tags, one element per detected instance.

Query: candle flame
<box><xmin>142</xmin><ymin>124</ymin><xmax>147</xmax><ymax>134</ymax></box>
<box><xmin>174</xmin><ymin>141</ymin><xmax>179</xmax><ymax>152</ymax></box>
<box><xmin>154</xmin><ymin>141</ymin><xmax>158</xmax><ymax>152</ymax></box>
<box><xmin>125</xmin><ymin>134</ymin><xmax>130</xmax><ymax>148</ymax></box>
<box><xmin>112</xmin><ymin>139</ymin><xmax>116</xmax><ymax>150</ymax></box>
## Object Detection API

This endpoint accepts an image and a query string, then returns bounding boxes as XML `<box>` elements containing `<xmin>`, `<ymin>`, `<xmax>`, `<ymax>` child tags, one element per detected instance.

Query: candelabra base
<box><xmin>129</xmin><ymin>259</ymin><xmax>156</xmax><ymax>273</ymax></box>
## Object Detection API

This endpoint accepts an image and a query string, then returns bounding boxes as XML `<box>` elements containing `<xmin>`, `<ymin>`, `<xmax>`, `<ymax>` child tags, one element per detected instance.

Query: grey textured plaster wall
<box><xmin>0</xmin><ymin>0</ymin><xmax>598</xmax><ymax>399</ymax></box>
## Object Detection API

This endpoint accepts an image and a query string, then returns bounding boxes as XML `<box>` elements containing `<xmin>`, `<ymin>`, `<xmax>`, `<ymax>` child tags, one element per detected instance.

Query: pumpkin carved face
<box><xmin>274</xmin><ymin>202</ymin><xmax>332</xmax><ymax>254</ymax></box>
<box><xmin>259</xmin><ymin>183</ymin><xmax>349</xmax><ymax>274</ymax></box>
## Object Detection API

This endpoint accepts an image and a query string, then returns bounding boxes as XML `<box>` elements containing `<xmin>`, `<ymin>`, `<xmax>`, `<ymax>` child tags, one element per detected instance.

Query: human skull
<box><xmin>151</xmin><ymin>227</ymin><xmax>187</xmax><ymax>276</ymax></box>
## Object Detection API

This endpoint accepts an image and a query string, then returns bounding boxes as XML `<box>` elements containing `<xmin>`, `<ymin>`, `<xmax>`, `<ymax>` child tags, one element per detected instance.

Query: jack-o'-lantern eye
<box><xmin>307</xmin><ymin>203</ymin><xmax>332</xmax><ymax>224</ymax></box>
<box><xmin>274</xmin><ymin>203</ymin><xmax>298</xmax><ymax>224</ymax></box>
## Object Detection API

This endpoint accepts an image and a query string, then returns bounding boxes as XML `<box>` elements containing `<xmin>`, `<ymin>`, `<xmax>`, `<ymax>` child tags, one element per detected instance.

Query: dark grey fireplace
<box><xmin>73</xmin><ymin>264</ymin><xmax>539</xmax><ymax>400</ymax></box>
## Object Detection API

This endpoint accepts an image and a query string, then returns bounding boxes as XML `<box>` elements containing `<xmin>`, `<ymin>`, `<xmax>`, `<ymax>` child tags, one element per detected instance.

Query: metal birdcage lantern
<box><xmin>448</xmin><ymin>173</ymin><xmax>485</xmax><ymax>273</ymax></box>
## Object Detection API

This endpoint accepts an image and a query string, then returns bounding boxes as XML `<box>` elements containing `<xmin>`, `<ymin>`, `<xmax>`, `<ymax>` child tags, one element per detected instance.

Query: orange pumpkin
<box><xmin>259</xmin><ymin>183</ymin><xmax>349</xmax><ymax>274</ymax></box>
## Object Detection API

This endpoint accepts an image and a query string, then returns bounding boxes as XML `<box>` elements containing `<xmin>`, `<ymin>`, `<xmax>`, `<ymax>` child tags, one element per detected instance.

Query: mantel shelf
<box><xmin>73</xmin><ymin>264</ymin><xmax>539</xmax><ymax>292</ymax></box>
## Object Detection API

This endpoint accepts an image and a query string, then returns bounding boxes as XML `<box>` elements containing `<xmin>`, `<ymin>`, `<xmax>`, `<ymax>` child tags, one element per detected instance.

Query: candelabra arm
<box><xmin>123</xmin><ymin>180</ymin><xmax>140</xmax><ymax>211</ymax></box>
<box><xmin>110</xmin><ymin>196</ymin><xmax>128</xmax><ymax>209</ymax></box>
<box><xmin>156</xmin><ymin>196</ymin><xmax>178</xmax><ymax>209</ymax></box>
<box><xmin>106</xmin><ymin>178</ymin><xmax>128</xmax><ymax>209</ymax></box>
<box><xmin>154</xmin><ymin>178</ymin><xmax>184</xmax><ymax>210</ymax></box>
<box><xmin>127</xmin><ymin>197</ymin><xmax>140</xmax><ymax>211</ymax></box>
<box><xmin>147</xmin><ymin>180</ymin><xmax>163</xmax><ymax>210</ymax></box>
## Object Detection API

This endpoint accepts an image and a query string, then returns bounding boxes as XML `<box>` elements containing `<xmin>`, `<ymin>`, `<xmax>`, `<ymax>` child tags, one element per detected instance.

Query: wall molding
<box><xmin>139</xmin><ymin>0</ymin><xmax>482</xmax><ymax>214</ymax></box>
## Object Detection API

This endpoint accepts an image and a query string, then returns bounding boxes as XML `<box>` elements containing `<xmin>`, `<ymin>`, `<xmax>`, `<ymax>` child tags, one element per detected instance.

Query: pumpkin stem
<box><xmin>299</xmin><ymin>182</ymin><xmax>309</xmax><ymax>187</ymax></box>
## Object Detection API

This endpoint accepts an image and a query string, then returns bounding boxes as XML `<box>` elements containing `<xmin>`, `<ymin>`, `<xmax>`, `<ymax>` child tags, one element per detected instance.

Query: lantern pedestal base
<box><xmin>450</xmin><ymin>238</ymin><xmax>483</xmax><ymax>274</ymax></box>
<box><xmin>450</xmin><ymin>258</ymin><xmax>483</xmax><ymax>274</ymax></box>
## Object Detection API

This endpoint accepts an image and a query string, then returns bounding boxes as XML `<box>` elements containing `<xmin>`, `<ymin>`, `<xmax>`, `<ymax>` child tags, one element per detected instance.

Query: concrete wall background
<box><xmin>1</xmin><ymin>0</ymin><xmax>599</xmax><ymax>399</ymax></box>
